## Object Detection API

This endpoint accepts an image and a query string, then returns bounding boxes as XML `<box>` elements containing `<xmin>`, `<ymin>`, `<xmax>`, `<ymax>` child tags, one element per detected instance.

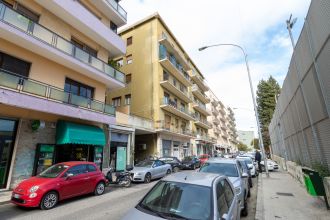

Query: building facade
<box><xmin>0</xmin><ymin>0</ymin><xmax>128</xmax><ymax>190</ymax></box>
<box><xmin>269</xmin><ymin>0</ymin><xmax>330</xmax><ymax>170</ymax></box>
<box><xmin>237</xmin><ymin>130</ymin><xmax>254</xmax><ymax>149</ymax></box>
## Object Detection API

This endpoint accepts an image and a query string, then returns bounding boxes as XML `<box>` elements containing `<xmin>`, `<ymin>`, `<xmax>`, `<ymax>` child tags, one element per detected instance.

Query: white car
<box><xmin>237</xmin><ymin>156</ymin><xmax>257</xmax><ymax>177</ymax></box>
<box><xmin>260</xmin><ymin>160</ymin><xmax>274</xmax><ymax>171</ymax></box>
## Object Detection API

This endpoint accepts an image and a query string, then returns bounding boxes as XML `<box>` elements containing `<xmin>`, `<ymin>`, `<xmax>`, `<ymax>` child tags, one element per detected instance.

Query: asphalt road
<box><xmin>0</xmin><ymin>171</ymin><xmax>258</xmax><ymax>220</ymax></box>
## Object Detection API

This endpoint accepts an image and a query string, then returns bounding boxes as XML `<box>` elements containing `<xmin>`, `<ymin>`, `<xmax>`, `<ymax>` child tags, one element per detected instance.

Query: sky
<box><xmin>120</xmin><ymin>0</ymin><xmax>311</xmax><ymax>137</ymax></box>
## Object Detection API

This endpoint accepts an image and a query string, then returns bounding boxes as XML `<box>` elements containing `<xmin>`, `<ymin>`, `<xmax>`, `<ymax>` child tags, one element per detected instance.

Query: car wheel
<box><xmin>241</xmin><ymin>200</ymin><xmax>248</xmax><ymax>217</ymax></box>
<box><xmin>173</xmin><ymin>167</ymin><xmax>180</xmax><ymax>173</ymax></box>
<box><xmin>166</xmin><ymin>169</ymin><xmax>172</xmax><ymax>175</ymax></box>
<box><xmin>144</xmin><ymin>173</ymin><xmax>151</xmax><ymax>183</ymax></box>
<box><xmin>94</xmin><ymin>181</ymin><xmax>105</xmax><ymax>196</ymax></box>
<box><xmin>40</xmin><ymin>191</ymin><xmax>58</xmax><ymax>210</ymax></box>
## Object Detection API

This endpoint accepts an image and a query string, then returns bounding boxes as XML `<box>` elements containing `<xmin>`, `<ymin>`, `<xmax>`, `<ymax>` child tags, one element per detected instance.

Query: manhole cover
<box><xmin>276</xmin><ymin>192</ymin><xmax>294</xmax><ymax>196</ymax></box>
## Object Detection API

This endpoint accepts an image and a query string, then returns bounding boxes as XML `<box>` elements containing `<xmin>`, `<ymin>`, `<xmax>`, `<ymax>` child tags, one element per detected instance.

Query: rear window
<box><xmin>200</xmin><ymin>163</ymin><xmax>239</xmax><ymax>177</ymax></box>
<box><xmin>88</xmin><ymin>164</ymin><xmax>97</xmax><ymax>172</ymax></box>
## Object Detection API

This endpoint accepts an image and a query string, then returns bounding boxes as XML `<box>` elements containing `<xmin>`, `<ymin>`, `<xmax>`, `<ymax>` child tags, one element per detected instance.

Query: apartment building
<box><xmin>107</xmin><ymin>13</ymin><xmax>216</xmax><ymax>161</ymax></box>
<box><xmin>207</xmin><ymin>91</ymin><xmax>238</xmax><ymax>154</ymax></box>
<box><xmin>0</xmin><ymin>0</ymin><xmax>127</xmax><ymax>190</ymax></box>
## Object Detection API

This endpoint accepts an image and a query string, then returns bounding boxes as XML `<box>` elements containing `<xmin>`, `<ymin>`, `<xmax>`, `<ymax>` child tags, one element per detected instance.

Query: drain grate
<box><xmin>276</xmin><ymin>192</ymin><xmax>294</xmax><ymax>196</ymax></box>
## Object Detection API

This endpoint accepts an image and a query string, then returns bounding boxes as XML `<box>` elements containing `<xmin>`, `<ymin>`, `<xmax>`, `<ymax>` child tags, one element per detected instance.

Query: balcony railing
<box><xmin>162</xmin><ymin>74</ymin><xmax>190</xmax><ymax>97</ymax></box>
<box><xmin>161</xmin><ymin>97</ymin><xmax>195</xmax><ymax>119</ymax></box>
<box><xmin>193</xmin><ymin>99</ymin><xmax>207</xmax><ymax>110</ymax></box>
<box><xmin>0</xmin><ymin>3</ymin><xmax>125</xmax><ymax>84</ymax></box>
<box><xmin>105</xmin><ymin>0</ymin><xmax>127</xmax><ymax>21</ymax></box>
<box><xmin>155</xmin><ymin>120</ymin><xmax>194</xmax><ymax>137</ymax></box>
<box><xmin>0</xmin><ymin>69</ymin><xmax>115</xmax><ymax>116</ymax></box>
<box><xmin>195</xmin><ymin>117</ymin><xmax>212</xmax><ymax>127</ymax></box>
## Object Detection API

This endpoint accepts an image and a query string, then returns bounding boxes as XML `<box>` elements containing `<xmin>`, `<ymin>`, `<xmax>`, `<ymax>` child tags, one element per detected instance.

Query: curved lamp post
<box><xmin>199</xmin><ymin>43</ymin><xmax>269</xmax><ymax>177</ymax></box>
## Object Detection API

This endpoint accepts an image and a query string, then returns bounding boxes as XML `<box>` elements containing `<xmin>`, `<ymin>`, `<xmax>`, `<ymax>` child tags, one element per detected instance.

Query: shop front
<box><xmin>160</xmin><ymin>135</ymin><xmax>191</xmax><ymax>160</ymax></box>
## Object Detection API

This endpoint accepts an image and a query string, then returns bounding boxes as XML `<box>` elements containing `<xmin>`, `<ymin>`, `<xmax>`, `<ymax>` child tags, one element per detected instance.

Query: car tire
<box><xmin>94</xmin><ymin>181</ymin><xmax>105</xmax><ymax>196</ymax></box>
<box><xmin>166</xmin><ymin>169</ymin><xmax>172</xmax><ymax>175</ymax></box>
<box><xmin>40</xmin><ymin>191</ymin><xmax>58</xmax><ymax>210</ymax></box>
<box><xmin>173</xmin><ymin>167</ymin><xmax>180</xmax><ymax>173</ymax></box>
<box><xmin>241</xmin><ymin>200</ymin><xmax>248</xmax><ymax>217</ymax></box>
<box><xmin>144</xmin><ymin>173</ymin><xmax>151</xmax><ymax>183</ymax></box>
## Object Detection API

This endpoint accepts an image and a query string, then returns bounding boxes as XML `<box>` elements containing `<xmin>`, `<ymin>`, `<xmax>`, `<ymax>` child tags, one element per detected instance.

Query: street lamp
<box><xmin>199</xmin><ymin>43</ymin><xmax>269</xmax><ymax>177</ymax></box>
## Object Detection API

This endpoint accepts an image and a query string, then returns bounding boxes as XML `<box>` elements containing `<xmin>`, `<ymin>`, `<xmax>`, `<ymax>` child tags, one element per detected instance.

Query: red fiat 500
<box><xmin>11</xmin><ymin>161</ymin><xmax>107</xmax><ymax>210</ymax></box>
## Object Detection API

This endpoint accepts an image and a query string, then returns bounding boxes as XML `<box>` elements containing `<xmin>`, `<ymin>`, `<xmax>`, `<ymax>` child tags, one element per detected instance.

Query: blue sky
<box><xmin>120</xmin><ymin>0</ymin><xmax>311</xmax><ymax>136</ymax></box>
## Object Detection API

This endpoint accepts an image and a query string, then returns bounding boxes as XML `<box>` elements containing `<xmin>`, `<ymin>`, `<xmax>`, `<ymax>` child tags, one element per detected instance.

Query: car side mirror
<box><xmin>242</xmin><ymin>173</ymin><xmax>248</xmax><ymax>178</ymax></box>
<box><xmin>66</xmin><ymin>173</ymin><xmax>74</xmax><ymax>180</ymax></box>
<box><xmin>221</xmin><ymin>213</ymin><xmax>229</xmax><ymax>220</ymax></box>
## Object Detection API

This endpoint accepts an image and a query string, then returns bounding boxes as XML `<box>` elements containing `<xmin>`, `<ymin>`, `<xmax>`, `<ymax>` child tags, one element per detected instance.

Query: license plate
<box><xmin>13</xmin><ymin>194</ymin><xmax>20</xmax><ymax>199</ymax></box>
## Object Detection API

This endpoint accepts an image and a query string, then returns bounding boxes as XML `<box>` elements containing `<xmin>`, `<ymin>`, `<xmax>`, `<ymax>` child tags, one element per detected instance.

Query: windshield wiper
<box><xmin>138</xmin><ymin>204</ymin><xmax>168</xmax><ymax>219</ymax></box>
<box><xmin>162</xmin><ymin>212</ymin><xmax>189</xmax><ymax>220</ymax></box>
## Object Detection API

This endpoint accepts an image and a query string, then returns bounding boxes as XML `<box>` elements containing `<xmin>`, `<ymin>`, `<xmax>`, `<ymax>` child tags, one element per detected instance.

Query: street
<box><xmin>0</xmin><ymin>173</ymin><xmax>259</xmax><ymax>220</ymax></box>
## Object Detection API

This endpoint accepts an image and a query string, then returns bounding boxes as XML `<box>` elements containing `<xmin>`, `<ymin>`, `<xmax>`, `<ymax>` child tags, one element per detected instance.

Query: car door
<box><xmin>237</xmin><ymin>161</ymin><xmax>248</xmax><ymax>199</ymax></box>
<box><xmin>59</xmin><ymin>164</ymin><xmax>90</xmax><ymax>199</ymax></box>
<box><xmin>150</xmin><ymin>161</ymin><xmax>159</xmax><ymax>179</ymax></box>
<box><xmin>215</xmin><ymin>178</ymin><xmax>229</xmax><ymax>220</ymax></box>
<box><xmin>159</xmin><ymin>160</ymin><xmax>168</xmax><ymax>176</ymax></box>
<box><xmin>154</xmin><ymin>160</ymin><xmax>164</xmax><ymax>178</ymax></box>
<box><xmin>86</xmin><ymin>164</ymin><xmax>98</xmax><ymax>193</ymax></box>
<box><xmin>223</xmin><ymin>179</ymin><xmax>239</xmax><ymax>220</ymax></box>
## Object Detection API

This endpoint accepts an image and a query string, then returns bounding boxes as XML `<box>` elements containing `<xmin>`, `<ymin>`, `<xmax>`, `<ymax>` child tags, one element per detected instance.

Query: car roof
<box><xmin>162</xmin><ymin>171</ymin><xmax>222</xmax><ymax>187</ymax></box>
<box><xmin>59</xmin><ymin>161</ymin><xmax>96</xmax><ymax>166</ymax></box>
<box><xmin>206</xmin><ymin>158</ymin><xmax>237</xmax><ymax>164</ymax></box>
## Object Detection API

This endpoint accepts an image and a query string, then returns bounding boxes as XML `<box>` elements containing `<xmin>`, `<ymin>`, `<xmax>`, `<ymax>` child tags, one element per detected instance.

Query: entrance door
<box><xmin>173</xmin><ymin>147</ymin><xmax>179</xmax><ymax>158</ymax></box>
<box><xmin>0</xmin><ymin>118</ymin><xmax>18</xmax><ymax>189</ymax></box>
<box><xmin>116</xmin><ymin>147</ymin><xmax>127</xmax><ymax>171</ymax></box>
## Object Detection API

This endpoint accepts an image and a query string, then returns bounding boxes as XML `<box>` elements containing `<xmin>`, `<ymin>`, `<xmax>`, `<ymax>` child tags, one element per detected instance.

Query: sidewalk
<box><xmin>0</xmin><ymin>191</ymin><xmax>12</xmax><ymax>205</ymax></box>
<box><xmin>256</xmin><ymin>170</ymin><xmax>329</xmax><ymax>220</ymax></box>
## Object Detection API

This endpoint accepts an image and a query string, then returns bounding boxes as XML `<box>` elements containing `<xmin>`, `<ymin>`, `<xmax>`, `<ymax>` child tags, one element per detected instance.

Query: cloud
<box><xmin>120</xmin><ymin>0</ymin><xmax>311</xmax><ymax>136</ymax></box>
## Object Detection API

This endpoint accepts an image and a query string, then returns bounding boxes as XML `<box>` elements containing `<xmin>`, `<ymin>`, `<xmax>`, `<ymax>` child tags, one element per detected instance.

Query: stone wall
<box><xmin>10</xmin><ymin>119</ymin><xmax>56</xmax><ymax>188</ymax></box>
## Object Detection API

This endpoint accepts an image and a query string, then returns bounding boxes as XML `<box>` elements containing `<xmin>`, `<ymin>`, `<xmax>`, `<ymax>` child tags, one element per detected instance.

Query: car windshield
<box><xmin>200</xmin><ymin>163</ymin><xmax>239</xmax><ymax>177</ymax></box>
<box><xmin>38</xmin><ymin>164</ymin><xmax>69</xmax><ymax>178</ymax></box>
<box><xmin>138</xmin><ymin>181</ymin><xmax>212</xmax><ymax>220</ymax></box>
<box><xmin>136</xmin><ymin>160</ymin><xmax>154</xmax><ymax>167</ymax></box>
<box><xmin>159</xmin><ymin>158</ymin><xmax>174</xmax><ymax>163</ymax></box>
<box><xmin>182</xmin><ymin>156</ymin><xmax>193</xmax><ymax>162</ymax></box>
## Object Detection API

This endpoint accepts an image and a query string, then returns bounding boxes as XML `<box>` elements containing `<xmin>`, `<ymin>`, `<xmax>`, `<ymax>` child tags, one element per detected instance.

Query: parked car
<box><xmin>181</xmin><ymin>156</ymin><xmax>200</xmax><ymax>170</ymax></box>
<box><xmin>237</xmin><ymin>156</ymin><xmax>257</xmax><ymax>177</ymax></box>
<box><xmin>11</xmin><ymin>161</ymin><xmax>107</xmax><ymax>210</ymax></box>
<box><xmin>199</xmin><ymin>154</ymin><xmax>210</xmax><ymax>165</ymax></box>
<box><xmin>159</xmin><ymin>157</ymin><xmax>181</xmax><ymax>172</ymax></box>
<box><xmin>122</xmin><ymin>171</ymin><xmax>240</xmax><ymax>220</ymax></box>
<box><xmin>130</xmin><ymin>160</ymin><xmax>172</xmax><ymax>183</ymax></box>
<box><xmin>260</xmin><ymin>160</ymin><xmax>274</xmax><ymax>171</ymax></box>
<box><xmin>237</xmin><ymin>159</ymin><xmax>253</xmax><ymax>190</ymax></box>
<box><xmin>199</xmin><ymin>158</ymin><xmax>249</xmax><ymax>216</ymax></box>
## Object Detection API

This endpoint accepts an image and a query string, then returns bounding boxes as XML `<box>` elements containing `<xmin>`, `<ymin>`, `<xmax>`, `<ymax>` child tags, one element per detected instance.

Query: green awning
<box><xmin>56</xmin><ymin>120</ymin><xmax>105</xmax><ymax>146</ymax></box>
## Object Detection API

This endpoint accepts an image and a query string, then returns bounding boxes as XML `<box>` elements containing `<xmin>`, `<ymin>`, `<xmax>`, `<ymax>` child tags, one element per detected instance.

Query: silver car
<box><xmin>199</xmin><ymin>158</ymin><xmax>249</xmax><ymax>217</ymax></box>
<box><xmin>130</xmin><ymin>160</ymin><xmax>172</xmax><ymax>183</ymax></box>
<box><xmin>122</xmin><ymin>171</ymin><xmax>240</xmax><ymax>220</ymax></box>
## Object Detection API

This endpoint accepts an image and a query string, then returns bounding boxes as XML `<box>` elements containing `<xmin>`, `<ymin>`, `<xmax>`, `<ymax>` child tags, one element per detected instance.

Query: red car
<box><xmin>11</xmin><ymin>161</ymin><xmax>107</xmax><ymax>210</ymax></box>
<box><xmin>199</xmin><ymin>154</ymin><xmax>210</xmax><ymax>165</ymax></box>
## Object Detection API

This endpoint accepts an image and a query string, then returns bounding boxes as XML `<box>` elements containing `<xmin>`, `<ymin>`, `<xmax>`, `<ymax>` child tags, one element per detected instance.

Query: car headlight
<box><xmin>29</xmin><ymin>185</ymin><xmax>39</xmax><ymax>193</ymax></box>
<box><xmin>235</xmin><ymin>187</ymin><xmax>241</xmax><ymax>194</ymax></box>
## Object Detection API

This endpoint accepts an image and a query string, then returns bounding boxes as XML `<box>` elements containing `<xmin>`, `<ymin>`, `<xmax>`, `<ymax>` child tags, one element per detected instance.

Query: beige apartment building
<box><xmin>207</xmin><ymin>91</ymin><xmax>238</xmax><ymax>154</ymax></box>
<box><xmin>0</xmin><ymin>0</ymin><xmax>129</xmax><ymax>190</ymax></box>
<box><xmin>107</xmin><ymin>13</ymin><xmax>235</xmax><ymax>162</ymax></box>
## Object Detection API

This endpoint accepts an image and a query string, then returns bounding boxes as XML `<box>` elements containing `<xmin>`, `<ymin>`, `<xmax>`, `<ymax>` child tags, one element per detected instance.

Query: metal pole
<box><xmin>199</xmin><ymin>44</ymin><xmax>269</xmax><ymax>177</ymax></box>
<box><xmin>286</xmin><ymin>16</ymin><xmax>326</xmax><ymax>166</ymax></box>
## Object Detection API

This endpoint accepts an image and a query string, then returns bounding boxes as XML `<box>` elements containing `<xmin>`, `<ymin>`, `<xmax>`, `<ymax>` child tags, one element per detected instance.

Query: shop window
<box><xmin>71</xmin><ymin>37</ymin><xmax>97</xmax><ymax>57</ymax></box>
<box><xmin>64</xmin><ymin>78</ymin><xmax>94</xmax><ymax>99</ymax></box>
<box><xmin>126</xmin><ymin>54</ymin><xmax>132</xmax><ymax>64</ymax></box>
<box><xmin>0</xmin><ymin>52</ymin><xmax>31</xmax><ymax>77</ymax></box>
<box><xmin>110</xmin><ymin>21</ymin><xmax>118</xmax><ymax>33</ymax></box>
<box><xmin>125</xmin><ymin>94</ymin><xmax>131</xmax><ymax>105</ymax></box>
<box><xmin>126</xmin><ymin>74</ymin><xmax>132</xmax><ymax>84</ymax></box>
<box><xmin>127</xmin><ymin>37</ymin><xmax>132</xmax><ymax>46</ymax></box>
<box><xmin>112</xmin><ymin>97</ymin><xmax>121</xmax><ymax>107</ymax></box>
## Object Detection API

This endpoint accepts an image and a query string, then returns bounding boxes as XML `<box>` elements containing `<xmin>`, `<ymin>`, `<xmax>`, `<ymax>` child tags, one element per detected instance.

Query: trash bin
<box><xmin>302</xmin><ymin>167</ymin><xmax>325</xmax><ymax>196</ymax></box>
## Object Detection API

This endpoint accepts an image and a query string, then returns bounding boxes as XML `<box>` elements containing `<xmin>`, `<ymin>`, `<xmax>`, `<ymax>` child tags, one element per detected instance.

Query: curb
<box><xmin>255</xmin><ymin>173</ymin><xmax>264</xmax><ymax>220</ymax></box>
<box><xmin>0</xmin><ymin>200</ymin><xmax>11</xmax><ymax>206</ymax></box>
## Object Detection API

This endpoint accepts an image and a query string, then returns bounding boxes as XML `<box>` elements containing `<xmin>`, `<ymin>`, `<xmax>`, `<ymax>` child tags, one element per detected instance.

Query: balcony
<box><xmin>159</xmin><ymin>33</ymin><xmax>190</xmax><ymax>71</ymax></box>
<box><xmin>192</xmin><ymin>101</ymin><xmax>211</xmax><ymax>116</ymax></box>
<box><xmin>213</xmin><ymin>117</ymin><xmax>220</xmax><ymax>125</ymax></box>
<box><xmin>155</xmin><ymin>120</ymin><xmax>195</xmax><ymax>138</ymax></box>
<box><xmin>160</xmin><ymin>75</ymin><xmax>192</xmax><ymax>103</ymax></box>
<box><xmin>214</xmin><ymin>127</ymin><xmax>221</xmax><ymax>135</ymax></box>
<box><xmin>195</xmin><ymin>134</ymin><xmax>215</xmax><ymax>143</ymax></box>
<box><xmin>194</xmin><ymin>118</ymin><xmax>212</xmax><ymax>129</ymax></box>
<box><xmin>90</xmin><ymin>0</ymin><xmax>127</xmax><ymax>26</ymax></box>
<box><xmin>0</xmin><ymin>4</ymin><xmax>125</xmax><ymax>89</ymax></box>
<box><xmin>220</xmin><ymin>116</ymin><xmax>226</xmax><ymax>123</ymax></box>
<box><xmin>212</xmin><ymin>107</ymin><xmax>219</xmax><ymax>116</ymax></box>
<box><xmin>159</xmin><ymin>44</ymin><xmax>192</xmax><ymax>87</ymax></box>
<box><xmin>190</xmin><ymin>71</ymin><xmax>209</xmax><ymax>92</ymax></box>
<box><xmin>35</xmin><ymin>0</ymin><xmax>125</xmax><ymax>56</ymax></box>
<box><xmin>160</xmin><ymin>98</ymin><xmax>195</xmax><ymax>121</ymax></box>
<box><xmin>191</xmin><ymin>84</ymin><xmax>210</xmax><ymax>104</ymax></box>
<box><xmin>0</xmin><ymin>69</ymin><xmax>115</xmax><ymax>124</ymax></box>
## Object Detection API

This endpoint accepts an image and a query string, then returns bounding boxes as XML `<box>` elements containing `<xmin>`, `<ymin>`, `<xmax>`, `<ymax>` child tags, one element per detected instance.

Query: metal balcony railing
<box><xmin>161</xmin><ymin>97</ymin><xmax>195</xmax><ymax>119</ymax></box>
<box><xmin>0</xmin><ymin>69</ymin><xmax>116</xmax><ymax>116</ymax></box>
<box><xmin>162</xmin><ymin>74</ymin><xmax>190</xmax><ymax>98</ymax></box>
<box><xmin>105</xmin><ymin>0</ymin><xmax>127</xmax><ymax>20</ymax></box>
<box><xmin>0</xmin><ymin>3</ymin><xmax>125</xmax><ymax>84</ymax></box>
<box><xmin>155</xmin><ymin>120</ymin><xmax>194</xmax><ymax>137</ymax></box>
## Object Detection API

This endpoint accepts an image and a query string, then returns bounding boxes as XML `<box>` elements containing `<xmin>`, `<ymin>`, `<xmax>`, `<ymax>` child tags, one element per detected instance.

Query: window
<box><xmin>127</xmin><ymin>37</ymin><xmax>132</xmax><ymax>46</ymax></box>
<box><xmin>125</xmin><ymin>94</ymin><xmax>131</xmax><ymax>105</ymax></box>
<box><xmin>223</xmin><ymin>180</ymin><xmax>234</xmax><ymax>207</ymax></box>
<box><xmin>116</xmin><ymin>58</ymin><xmax>123</xmax><ymax>67</ymax></box>
<box><xmin>126</xmin><ymin>54</ymin><xmax>132</xmax><ymax>64</ymax></box>
<box><xmin>64</xmin><ymin>78</ymin><xmax>94</xmax><ymax>99</ymax></box>
<box><xmin>126</xmin><ymin>74</ymin><xmax>132</xmax><ymax>84</ymax></box>
<box><xmin>87</xmin><ymin>164</ymin><xmax>97</xmax><ymax>172</ymax></box>
<box><xmin>112</xmin><ymin>97</ymin><xmax>121</xmax><ymax>107</ymax></box>
<box><xmin>0</xmin><ymin>52</ymin><xmax>31</xmax><ymax>77</ymax></box>
<box><xmin>163</xmin><ymin>71</ymin><xmax>169</xmax><ymax>81</ymax></box>
<box><xmin>175</xmin><ymin>118</ymin><xmax>179</xmax><ymax>129</ymax></box>
<box><xmin>110</xmin><ymin>21</ymin><xmax>118</xmax><ymax>33</ymax></box>
<box><xmin>16</xmin><ymin>3</ymin><xmax>39</xmax><ymax>22</ymax></box>
<box><xmin>216</xmin><ymin>180</ymin><xmax>229</xmax><ymax>217</ymax></box>
<box><xmin>71</xmin><ymin>37</ymin><xmax>97</xmax><ymax>57</ymax></box>
<box><xmin>66</xmin><ymin>165</ymin><xmax>88</xmax><ymax>176</ymax></box>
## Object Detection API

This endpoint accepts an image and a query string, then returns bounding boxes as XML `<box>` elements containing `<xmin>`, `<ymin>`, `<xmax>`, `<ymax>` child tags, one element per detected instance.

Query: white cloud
<box><xmin>120</xmin><ymin>0</ymin><xmax>311</xmax><ymax>137</ymax></box>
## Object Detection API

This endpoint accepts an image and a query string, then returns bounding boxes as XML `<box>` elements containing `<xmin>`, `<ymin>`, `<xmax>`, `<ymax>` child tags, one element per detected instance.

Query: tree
<box><xmin>237</xmin><ymin>141</ymin><xmax>248</xmax><ymax>152</ymax></box>
<box><xmin>256</xmin><ymin>76</ymin><xmax>281</xmax><ymax>152</ymax></box>
<box><xmin>251</xmin><ymin>138</ymin><xmax>260</xmax><ymax>150</ymax></box>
